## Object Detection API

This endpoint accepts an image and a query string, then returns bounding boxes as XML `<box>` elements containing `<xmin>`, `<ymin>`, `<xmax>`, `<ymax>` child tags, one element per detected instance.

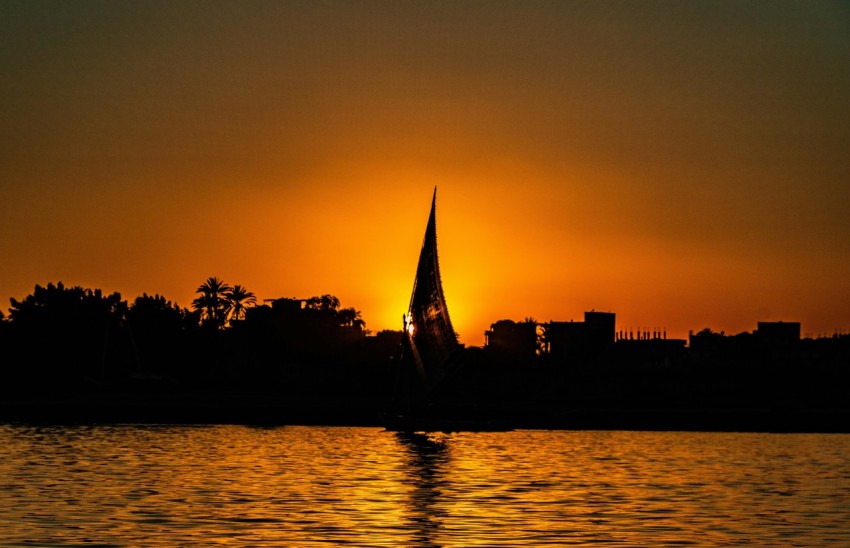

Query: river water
<box><xmin>1</xmin><ymin>425</ymin><xmax>848</xmax><ymax>546</ymax></box>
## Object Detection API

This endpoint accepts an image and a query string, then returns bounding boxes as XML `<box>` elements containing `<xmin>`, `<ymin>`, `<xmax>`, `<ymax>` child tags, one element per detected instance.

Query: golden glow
<box><xmin>2</xmin><ymin>3</ymin><xmax>849</xmax><ymax>345</ymax></box>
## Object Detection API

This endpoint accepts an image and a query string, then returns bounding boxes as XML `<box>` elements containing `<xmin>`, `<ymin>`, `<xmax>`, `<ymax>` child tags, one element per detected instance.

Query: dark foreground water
<box><xmin>1</xmin><ymin>425</ymin><xmax>849</xmax><ymax>546</ymax></box>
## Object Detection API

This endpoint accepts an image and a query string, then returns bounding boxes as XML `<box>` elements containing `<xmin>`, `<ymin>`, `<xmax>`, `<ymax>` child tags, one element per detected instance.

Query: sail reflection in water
<box><xmin>397</xmin><ymin>432</ymin><xmax>451</xmax><ymax>546</ymax></box>
<box><xmin>2</xmin><ymin>425</ymin><xmax>850</xmax><ymax>546</ymax></box>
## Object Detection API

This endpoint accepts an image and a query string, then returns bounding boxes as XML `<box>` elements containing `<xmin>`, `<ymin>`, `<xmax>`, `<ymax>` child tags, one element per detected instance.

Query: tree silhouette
<box><xmin>305</xmin><ymin>294</ymin><xmax>340</xmax><ymax>311</ymax></box>
<box><xmin>128</xmin><ymin>293</ymin><xmax>188</xmax><ymax>335</ymax></box>
<box><xmin>338</xmin><ymin>307</ymin><xmax>365</xmax><ymax>329</ymax></box>
<box><xmin>226</xmin><ymin>284</ymin><xmax>257</xmax><ymax>322</ymax></box>
<box><xmin>6</xmin><ymin>282</ymin><xmax>127</xmax><ymax>381</ymax></box>
<box><xmin>192</xmin><ymin>277</ymin><xmax>232</xmax><ymax>329</ymax></box>
<box><xmin>125</xmin><ymin>293</ymin><xmax>191</xmax><ymax>374</ymax></box>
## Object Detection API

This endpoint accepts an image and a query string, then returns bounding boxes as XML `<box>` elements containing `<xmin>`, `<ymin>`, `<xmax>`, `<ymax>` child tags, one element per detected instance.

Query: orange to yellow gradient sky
<box><xmin>2</xmin><ymin>1</ymin><xmax>849</xmax><ymax>345</ymax></box>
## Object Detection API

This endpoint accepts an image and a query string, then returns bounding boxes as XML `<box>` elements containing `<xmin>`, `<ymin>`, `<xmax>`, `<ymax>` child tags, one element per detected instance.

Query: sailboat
<box><xmin>384</xmin><ymin>188</ymin><xmax>511</xmax><ymax>433</ymax></box>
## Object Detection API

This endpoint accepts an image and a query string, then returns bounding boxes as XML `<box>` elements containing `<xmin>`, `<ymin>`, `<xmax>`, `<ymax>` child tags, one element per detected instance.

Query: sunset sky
<box><xmin>2</xmin><ymin>1</ymin><xmax>849</xmax><ymax>345</ymax></box>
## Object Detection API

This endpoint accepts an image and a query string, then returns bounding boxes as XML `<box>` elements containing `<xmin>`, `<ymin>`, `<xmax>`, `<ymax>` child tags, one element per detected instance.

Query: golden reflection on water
<box><xmin>1</xmin><ymin>426</ymin><xmax>850</xmax><ymax>546</ymax></box>
<box><xmin>396</xmin><ymin>432</ymin><xmax>451</xmax><ymax>547</ymax></box>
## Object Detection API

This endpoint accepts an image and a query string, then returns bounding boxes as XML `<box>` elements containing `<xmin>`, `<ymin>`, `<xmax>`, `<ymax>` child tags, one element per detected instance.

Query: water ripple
<box><xmin>1</xmin><ymin>426</ymin><xmax>849</xmax><ymax>546</ymax></box>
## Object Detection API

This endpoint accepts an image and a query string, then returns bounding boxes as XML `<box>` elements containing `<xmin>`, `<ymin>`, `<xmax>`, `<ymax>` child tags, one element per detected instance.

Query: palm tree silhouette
<box><xmin>226</xmin><ymin>284</ymin><xmax>257</xmax><ymax>322</ymax></box>
<box><xmin>192</xmin><ymin>277</ymin><xmax>232</xmax><ymax>328</ymax></box>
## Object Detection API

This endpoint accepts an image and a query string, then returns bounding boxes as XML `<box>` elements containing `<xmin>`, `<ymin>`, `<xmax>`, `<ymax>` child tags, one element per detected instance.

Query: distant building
<box><xmin>485</xmin><ymin>319</ymin><xmax>538</xmax><ymax>360</ymax></box>
<box><xmin>687</xmin><ymin>322</ymin><xmax>803</xmax><ymax>367</ymax></box>
<box><xmin>585</xmin><ymin>311</ymin><xmax>616</xmax><ymax>349</ymax></box>
<box><xmin>614</xmin><ymin>337</ymin><xmax>687</xmax><ymax>368</ymax></box>
<box><xmin>544</xmin><ymin>311</ymin><xmax>616</xmax><ymax>361</ymax></box>
<box><xmin>756</xmin><ymin>321</ymin><xmax>800</xmax><ymax>346</ymax></box>
<box><xmin>545</xmin><ymin>321</ymin><xmax>584</xmax><ymax>359</ymax></box>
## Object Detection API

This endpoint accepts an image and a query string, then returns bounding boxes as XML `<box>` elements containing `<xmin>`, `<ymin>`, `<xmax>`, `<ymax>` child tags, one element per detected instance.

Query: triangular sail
<box><xmin>402</xmin><ymin>188</ymin><xmax>459</xmax><ymax>398</ymax></box>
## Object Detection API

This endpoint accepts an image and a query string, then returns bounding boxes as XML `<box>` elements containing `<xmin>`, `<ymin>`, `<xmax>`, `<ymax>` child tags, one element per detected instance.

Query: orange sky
<box><xmin>2</xmin><ymin>1</ymin><xmax>849</xmax><ymax>345</ymax></box>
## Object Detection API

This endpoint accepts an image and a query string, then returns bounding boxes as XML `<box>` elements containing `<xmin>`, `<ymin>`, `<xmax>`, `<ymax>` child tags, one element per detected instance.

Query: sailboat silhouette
<box><xmin>385</xmin><ymin>188</ymin><xmax>511</xmax><ymax>432</ymax></box>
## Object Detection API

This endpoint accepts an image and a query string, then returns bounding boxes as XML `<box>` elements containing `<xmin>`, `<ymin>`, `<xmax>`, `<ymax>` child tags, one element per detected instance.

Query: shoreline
<box><xmin>2</xmin><ymin>397</ymin><xmax>848</xmax><ymax>433</ymax></box>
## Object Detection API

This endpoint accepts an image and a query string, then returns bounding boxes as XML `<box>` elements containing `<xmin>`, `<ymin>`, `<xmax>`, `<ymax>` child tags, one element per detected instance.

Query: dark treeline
<box><xmin>0</xmin><ymin>280</ymin><xmax>400</xmax><ymax>407</ymax></box>
<box><xmin>1</xmin><ymin>282</ymin><xmax>849</xmax><ymax>430</ymax></box>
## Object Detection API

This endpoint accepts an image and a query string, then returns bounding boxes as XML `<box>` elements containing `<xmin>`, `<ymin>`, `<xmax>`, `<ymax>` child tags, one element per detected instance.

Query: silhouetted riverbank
<box><xmin>2</xmin><ymin>390</ymin><xmax>848</xmax><ymax>433</ymax></box>
<box><xmin>3</xmin><ymin>282</ymin><xmax>849</xmax><ymax>432</ymax></box>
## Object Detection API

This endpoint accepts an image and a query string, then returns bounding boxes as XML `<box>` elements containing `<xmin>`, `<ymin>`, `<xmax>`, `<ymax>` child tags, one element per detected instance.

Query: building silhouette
<box><xmin>544</xmin><ymin>311</ymin><xmax>616</xmax><ymax>362</ymax></box>
<box><xmin>756</xmin><ymin>321</ymin><xmax>801</xmax><ymax>347</ymax></box>
<box><xmin>484</xmin><ymin>319</ymin><xmax>538</xmax><ymax>361</ymax></box>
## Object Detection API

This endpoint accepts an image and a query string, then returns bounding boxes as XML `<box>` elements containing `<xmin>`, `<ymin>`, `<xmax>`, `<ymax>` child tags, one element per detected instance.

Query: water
<box><xmin>1</xmin><ymin>425</ymin><xmax>849</xmax><ymax>546</ymax></box>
